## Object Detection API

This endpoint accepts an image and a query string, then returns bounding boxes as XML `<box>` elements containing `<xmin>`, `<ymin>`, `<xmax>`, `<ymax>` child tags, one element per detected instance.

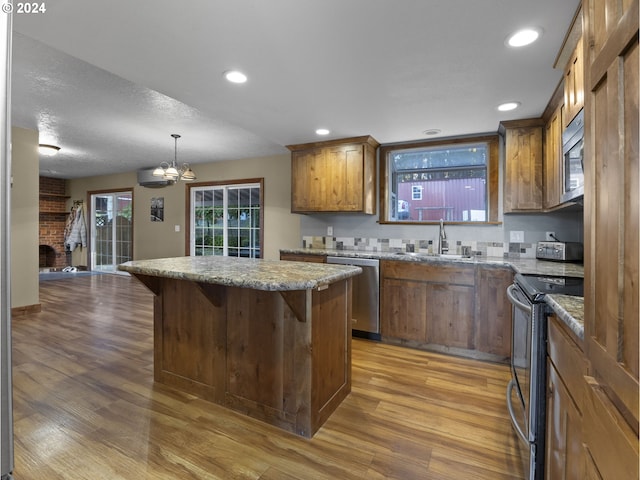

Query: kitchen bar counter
<box><xmin>118</xmin><ymin>256</ymin><xmax>361</xmax><ymax>438</ymax></box>
<box><xmin>118</xmin><ymin>255</ymin><xmax>361</xmax><ymax>291</ymax></box>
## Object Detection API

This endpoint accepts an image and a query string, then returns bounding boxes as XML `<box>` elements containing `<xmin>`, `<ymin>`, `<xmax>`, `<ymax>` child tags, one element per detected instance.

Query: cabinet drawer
<box><xmin>280</xmin><ymin>253</ymin><xmax>326</xmax><ymax>263</ymax></box>
<box><xmin>547</xmin><ymin>315</ymin><xmax>588</xmax><ymax>413</ymax></box>
<box><xmin>381</xmin><ymin>260</ymin><xmax>475</xmax><ymax>286</ymax></box>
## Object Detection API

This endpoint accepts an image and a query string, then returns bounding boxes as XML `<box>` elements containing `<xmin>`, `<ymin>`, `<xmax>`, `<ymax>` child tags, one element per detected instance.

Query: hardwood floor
<box><xmin>11</xmin><ymin>274</ymin><xmax>525</xmax><ymax>479</ymax></box>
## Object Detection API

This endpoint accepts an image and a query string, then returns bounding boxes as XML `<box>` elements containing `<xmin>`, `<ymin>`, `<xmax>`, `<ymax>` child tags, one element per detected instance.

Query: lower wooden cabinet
<box><xmin>545</xmin><ymin>315</ymin><xmax>588</xmax><ymax>479</ymax></box>
<box><xmin>280</xmin><ymin>252</ymin><xmax>326</xmax><ymax>263</ymax></box>
<box><xmin>380</xmin><ymin>260</ymin><xmax>511</xmax><ymax>361</ymax></box>
<box><xmin>546</xmin><ymin>360</ymin><xmax>585</xmax><ymax>479</ymax></box>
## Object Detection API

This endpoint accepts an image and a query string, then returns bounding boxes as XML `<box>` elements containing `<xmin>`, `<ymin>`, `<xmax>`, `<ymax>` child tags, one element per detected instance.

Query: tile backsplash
<box><xmin>301</xmin><ymin>236</ymin><xmax>537</xmax><ymax>259</ymax></box>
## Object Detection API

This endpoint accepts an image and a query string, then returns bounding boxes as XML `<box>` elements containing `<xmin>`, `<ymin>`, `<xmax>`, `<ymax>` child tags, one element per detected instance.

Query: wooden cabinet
<box><xmin>288</xmin><ymin>135</ymin><xmax>378</xmax><ymax>214</ymax></box>
<box><xmin>501</xmin><ymin>119</ymin><xmax>544</xmax><ymax>212</ymax></box>
<box><xmin>545</xmin><ymin>315</ymin><xmax>588</xmax><ymax>480</ymax></box>
<box><xmin>380</xmin><ymin>260</ymin><xmax>509</xmax><ymax>362</ymax></box>
<box><xmin>543</xmin><ymin>102</ymin><xmax>564</xmax><ymax>209</ymax></box>
<box><xmin>474</xmin><ymin>266</ymin><xmax>513</xmax><ymax>358</ymax></box>
<box><xmin>279</xmin><ymin>252</ymin><xmax>326</xmax><ymax>263</ymax></box>
<box><xmin>582</xmin><ymin>0</ymin><xmax>639</xmax><ymax>477</ymax></box>
<box><xmin>563</xmin><ymin>36</ymin><xmax>584</xmax><ymax>128</ymax></box>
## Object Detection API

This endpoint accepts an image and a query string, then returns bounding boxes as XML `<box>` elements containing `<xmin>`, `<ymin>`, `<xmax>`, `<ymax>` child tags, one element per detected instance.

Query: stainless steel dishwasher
<box><xmin>326</xmin><ymin>256</ymin><xmax>380</xmax><ymax>340</ymax></box>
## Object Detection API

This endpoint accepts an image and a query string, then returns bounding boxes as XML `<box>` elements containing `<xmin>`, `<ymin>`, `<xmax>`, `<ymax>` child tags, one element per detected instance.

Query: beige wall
<box><xmin>11</xmin><ymin>127</ymin><xmax>39</xmax><ymax>309</ymax></box>
<box><xmin>67</xmin><ymin>153</ymin><xmax>301</xmax><ymax>265</ymax></box>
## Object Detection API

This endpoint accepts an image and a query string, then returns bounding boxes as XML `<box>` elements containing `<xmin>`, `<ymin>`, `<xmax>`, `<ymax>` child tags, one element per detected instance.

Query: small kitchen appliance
<box><xmin>536</xmin><ymin>241</ymin><xmax>583</xmax><ymax>262</ymax></box>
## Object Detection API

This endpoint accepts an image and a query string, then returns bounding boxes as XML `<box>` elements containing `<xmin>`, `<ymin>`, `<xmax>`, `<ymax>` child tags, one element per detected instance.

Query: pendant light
<box><xmin>152</xmin><ymin>134</ymin><xmax>197</xmax><ymax>182</ymax></box>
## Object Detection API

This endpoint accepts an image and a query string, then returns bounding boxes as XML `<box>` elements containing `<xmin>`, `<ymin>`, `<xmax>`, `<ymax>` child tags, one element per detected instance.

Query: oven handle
<box><xmin>506</xmin><ymin>379</ymin><xmax>529</xmax><ymax>445</ymax></box>
<box><xmin>507</xmin><ymin>284</ymin><xmax>532</xmax><ymax>315</ymax></box>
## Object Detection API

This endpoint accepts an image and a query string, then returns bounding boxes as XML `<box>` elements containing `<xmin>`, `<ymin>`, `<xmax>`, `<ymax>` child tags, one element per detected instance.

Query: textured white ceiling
<box><xmin>11</xmin><ymin>0</ymin><xmax>581</xmax><ymax>179</ymax></box>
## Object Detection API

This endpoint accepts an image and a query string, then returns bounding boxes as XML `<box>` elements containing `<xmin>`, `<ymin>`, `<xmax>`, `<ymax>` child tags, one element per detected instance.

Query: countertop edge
<box><xmin>119</xmin><ymin>258</ymin><xmax>362</xmax><ymax>292</ymax></box>
<box><xmin>545</xmin><ymin>294</ymin><xmax>585</xmax><ymax>341</ymax></box>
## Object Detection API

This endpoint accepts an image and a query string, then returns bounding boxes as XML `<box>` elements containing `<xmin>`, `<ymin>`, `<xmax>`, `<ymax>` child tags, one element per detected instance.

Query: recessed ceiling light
<box><xmin>497</xmin><ymin>102</ymin><xmax>521</xmax><ymax>112</ymax></box>
<box><xmin>423</xmin><ymin>129</ymin><xmax>441</xmax><ymax>136</ymax></box>
<box><xmin>38</xmin><ymin>144</ymin><xmax>60</xmax><ymax>156</ymax></box>
<box><xmin>506</xmin><ymin>28</ymin><xmax>542</xmax><ymax>47</ymax></box>
<box><xmin>315</xmin><ymin>128</ymin><xmax>330</xmax><ymax>135</ymax></box>
<box><xmin>224</xmin><ymin>70</ymin><xmax>248</xmax><ymax>84</ymax></box>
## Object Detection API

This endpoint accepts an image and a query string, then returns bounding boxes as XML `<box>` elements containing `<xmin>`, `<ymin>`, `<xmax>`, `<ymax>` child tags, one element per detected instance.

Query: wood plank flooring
<box><xmin>11</xmin><ymin>274</ymin><xmax>525</xmax><ymax>479</ymax></box>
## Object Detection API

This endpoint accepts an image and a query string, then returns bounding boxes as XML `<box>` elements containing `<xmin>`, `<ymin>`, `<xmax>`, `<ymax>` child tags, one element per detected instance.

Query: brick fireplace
<box><xmin>39</xmin><ymin>176</ymin><xmax>70</xmax><ymax>270</ymax></box>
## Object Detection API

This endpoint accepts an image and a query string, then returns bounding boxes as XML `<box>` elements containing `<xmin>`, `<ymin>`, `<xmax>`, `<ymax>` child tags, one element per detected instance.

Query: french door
<box><xmin>90</xmin><ymin>190</ymin><xmax>133</xmax><ymax>272</ymax></box>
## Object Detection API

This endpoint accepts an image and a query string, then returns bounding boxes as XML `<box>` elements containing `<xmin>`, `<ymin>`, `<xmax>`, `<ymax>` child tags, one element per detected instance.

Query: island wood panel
<box><xmin>132</xmin><ymin>273</ymin><xmax>352</xmax><ymax>438</ymax></box>
<box><xmin>311</xmin><ymin>279</ymin><xmax>352</xmax><ymax>432</ymax></box>
<box><xmin>157</xmin><ymin>278</ymin><xmax>227</xmax><ymax>403</ymax></box>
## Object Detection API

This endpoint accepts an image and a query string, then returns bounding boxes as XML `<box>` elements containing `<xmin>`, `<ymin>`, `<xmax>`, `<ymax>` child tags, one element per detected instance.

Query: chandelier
<box><xmin>152</xmin><ymin>134</ymin><xmax>197</xmax><ymax>182</ymax></box>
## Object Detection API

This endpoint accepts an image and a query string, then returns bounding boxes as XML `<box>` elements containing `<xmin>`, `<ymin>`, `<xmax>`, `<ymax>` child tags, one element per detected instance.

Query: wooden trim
<box><xmin>185</xmin><ymin>178</ymin><xmax>265</xmax><ymax>258</ymax></box>
<box><xmin>286</xmin><ymin>135</ymin><xmax>380</xmax><ymax>151</ymax></box>
<box><xmin>378</xmin><ymin>134</ymin><xmax>500</xmax><ymax>223</ymax></box>
<box><xmin>11</xmin><ymin>304</ymin><xmax>41</xmax><ymax>316</ymax></box>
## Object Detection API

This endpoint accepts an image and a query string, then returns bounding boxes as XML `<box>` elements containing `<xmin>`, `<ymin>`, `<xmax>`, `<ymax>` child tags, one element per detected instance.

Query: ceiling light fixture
<box><xmin>315</xmin><ymin>128</ymin><xmax>330</xmax><ymax>135</ymax></box>
<box><xmin>153</xmin><ymin>134</ymin><xmax>196</xmax><ymax>182</ymax></box>
<box><xmin>224</xmin><ymin>70</ymin><xmax>248</xmax><ymax>84</ymax></box>
<box><xmin>423</xmin><ymin>129</ymin><xmax>441</xmax><ymax>136</ymax></box>
<box><xmin>506</xmin><ymin>28</ymin><xmax>542</xmax><ymax>47</ymax></box>
<box><xmin>497</xmin><ymin>101</ymin><xmax>521</xmax><ymax>112</ymax></box>
<box><xmin>38</xmin><ymin>144</ymin><xmax>60</xmax><ymax>156</ymax></box>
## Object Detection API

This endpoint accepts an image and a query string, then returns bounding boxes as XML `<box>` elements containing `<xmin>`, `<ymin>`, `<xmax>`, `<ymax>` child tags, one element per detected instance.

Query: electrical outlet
<box><xmin>545</xmin><ymin>231</ymin><xmax>556</xmax><ymax>241</ymax></box>
<box><xmin>327</xmin><ymin>225</ymin><xmax>333</xmax><ymax>236</ymax></box>
<box><xmin>509</xmin><ymin>230</ymin><xmax>524</xmax><ymax>243</ymax></box>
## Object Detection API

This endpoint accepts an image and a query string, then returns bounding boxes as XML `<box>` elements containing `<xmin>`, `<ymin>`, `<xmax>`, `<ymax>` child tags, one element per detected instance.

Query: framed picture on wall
<box><xmin>151</xmin><ymin>197</ymin><xmax>164</xmax><ymax>222</ymax></box>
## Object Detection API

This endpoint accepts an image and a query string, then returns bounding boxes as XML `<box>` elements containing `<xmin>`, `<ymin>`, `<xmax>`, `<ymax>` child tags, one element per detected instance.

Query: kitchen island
<box><xmin>118</xmin><ymin>256</ymin><xmax>361</xmax><ymax>438</ymax></box>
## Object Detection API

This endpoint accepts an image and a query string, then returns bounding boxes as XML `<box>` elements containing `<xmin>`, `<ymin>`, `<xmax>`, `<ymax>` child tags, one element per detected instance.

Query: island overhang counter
<box><xmin>118</xmin><ymin>256</ymin><xmax>362</xmax><ymax>438</ymax></box>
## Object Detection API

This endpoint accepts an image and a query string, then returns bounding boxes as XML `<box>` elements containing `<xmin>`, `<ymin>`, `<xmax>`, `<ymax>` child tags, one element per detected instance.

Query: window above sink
<box><xmin>379</xmin><ymin>135</ymin><xmax>500</xmax><ymax>224</ymax></box>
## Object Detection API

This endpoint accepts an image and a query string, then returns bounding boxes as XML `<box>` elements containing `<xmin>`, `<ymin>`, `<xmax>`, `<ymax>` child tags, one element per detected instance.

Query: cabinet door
<box><xmin>546</xmin><ymin>361</ymin><xmax>585</xmax><ymax>480</ymax></box>
<box><xmin>474</xmin><ymin>267</ymin><xmax>512</xmax><ymax>357</ymax></box>
<box><xmin>291</xmin><ymin>148</ymin><xmax>323</xmax><ymax>211</ymax></box>
<box><xmin>325</xmin><ymin>144</ymin><xmax>364</xmax><ymax>211</ymax></box>
<box><xmin>425</xmin><ymin>283</ymin><xmax>474</xmax><ymax>349</ymax></box>
<box><xmin>381</xmin><ymin>277</ymin><xmax>426</xmax><ymax>341</ymax></box>
<box><xmin>504</xmin><ymin>125</ymin><xmax>544</xmax><ymax>212</ymax></box>
<box><xmin>584</xmin><ymin>0</ymin><xmax>639</xmax><ymax>429</ymax></box>
<box><xmin>564</xmin><ymin>36</ymin><xmax>584</xmax><ymax>127</ymax></box>
<box><xmin>544</xmin><ymin>104</ymin><xmax>564</xmax><ymax>209</ymax></box>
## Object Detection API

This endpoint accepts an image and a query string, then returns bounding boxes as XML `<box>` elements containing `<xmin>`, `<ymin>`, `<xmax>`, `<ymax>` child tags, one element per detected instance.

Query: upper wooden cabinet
<box><xmin>543</xmin><ymin>100</ymin><xmax>564</xmax><ymax>209</ymax></box>
<box><xmin>563</xmin><ymin>36</ymin><xmax>584</xmax><ymax>128</ymax></box>
<box><xmin>288</xmin><ymin>136</ymin><xmax>379</xmax><ymax>214</ymax></box>
<box><xmin>500</xmin><ymin>119</ymin><xmax>544</xmax><ymax>213</ymax></box>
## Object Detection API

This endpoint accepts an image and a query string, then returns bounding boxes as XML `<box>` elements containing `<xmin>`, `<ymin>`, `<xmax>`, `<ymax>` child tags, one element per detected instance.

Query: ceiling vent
<box><xmin>137</xmin><ymin>168</ymin><xmax>175</xmax><ymax>188</ymax></box>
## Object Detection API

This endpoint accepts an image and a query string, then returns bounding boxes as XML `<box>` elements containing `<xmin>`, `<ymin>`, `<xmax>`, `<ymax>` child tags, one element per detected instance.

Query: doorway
<box><xmin>90</xmin><ymin>190</ymin><xmax>133</xmax><ymax>273</ymax></box>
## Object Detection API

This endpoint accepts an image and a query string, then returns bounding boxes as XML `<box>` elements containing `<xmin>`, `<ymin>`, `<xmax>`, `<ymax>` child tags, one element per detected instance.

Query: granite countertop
<box><xmin>546</xmin><ymin>294</ymin><xmax>585</xmax><ymax>341</ymax></box>
<box><xmin>280</xmin><ymin>248</ymin><xmax>585</xmax><ymax>277</ymax></box>
<box><xmin>118</xmin><ymin>256</ymin><xmax>362</xmax><ymax>292</ymax></box>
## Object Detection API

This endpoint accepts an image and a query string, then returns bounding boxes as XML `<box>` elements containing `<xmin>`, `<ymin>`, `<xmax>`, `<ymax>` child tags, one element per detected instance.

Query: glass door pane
<box><xmin>90</xmin><ymin>191</ymin><xmax>133</xmax><ymax>272</ymax></box>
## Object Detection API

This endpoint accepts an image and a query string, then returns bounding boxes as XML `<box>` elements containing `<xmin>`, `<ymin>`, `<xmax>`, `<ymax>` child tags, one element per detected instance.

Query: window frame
<box><xmin>379</xmin><ymin>134</ymin><xmax>500</xmax><ymax>224</ymax></box>
<box><xmin>185</xmin><ymin>178</ymin><xmax>264</xmax><ymax>258</ymax></box>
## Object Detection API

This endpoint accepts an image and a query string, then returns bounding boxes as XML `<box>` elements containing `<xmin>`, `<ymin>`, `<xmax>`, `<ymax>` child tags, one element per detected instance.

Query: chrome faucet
<box><xmin>438</xmin><ymin>218</ymin><xmax>448</xmax><ymax>254</ymax></box>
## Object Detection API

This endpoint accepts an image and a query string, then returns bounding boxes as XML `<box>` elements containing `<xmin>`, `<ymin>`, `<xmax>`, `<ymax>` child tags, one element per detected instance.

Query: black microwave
<box><xmin>561</xmin><ymin>109</ymin><xmax>585</xmax><ymax>203</ymax></box>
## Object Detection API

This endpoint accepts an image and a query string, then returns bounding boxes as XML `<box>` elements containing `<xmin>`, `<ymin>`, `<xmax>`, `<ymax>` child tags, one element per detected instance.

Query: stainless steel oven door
<box><xmin>506</xmin><ymin>284</ymin><xmax>532</xmax><ymax>443</ymax></box>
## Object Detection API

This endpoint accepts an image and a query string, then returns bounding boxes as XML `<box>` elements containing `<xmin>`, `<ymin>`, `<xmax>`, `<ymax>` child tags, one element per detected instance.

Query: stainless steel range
<box><xmin>506</xmin><ymin>273</ymin><xmax>583</xmax><ymax>480</ymax></box>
